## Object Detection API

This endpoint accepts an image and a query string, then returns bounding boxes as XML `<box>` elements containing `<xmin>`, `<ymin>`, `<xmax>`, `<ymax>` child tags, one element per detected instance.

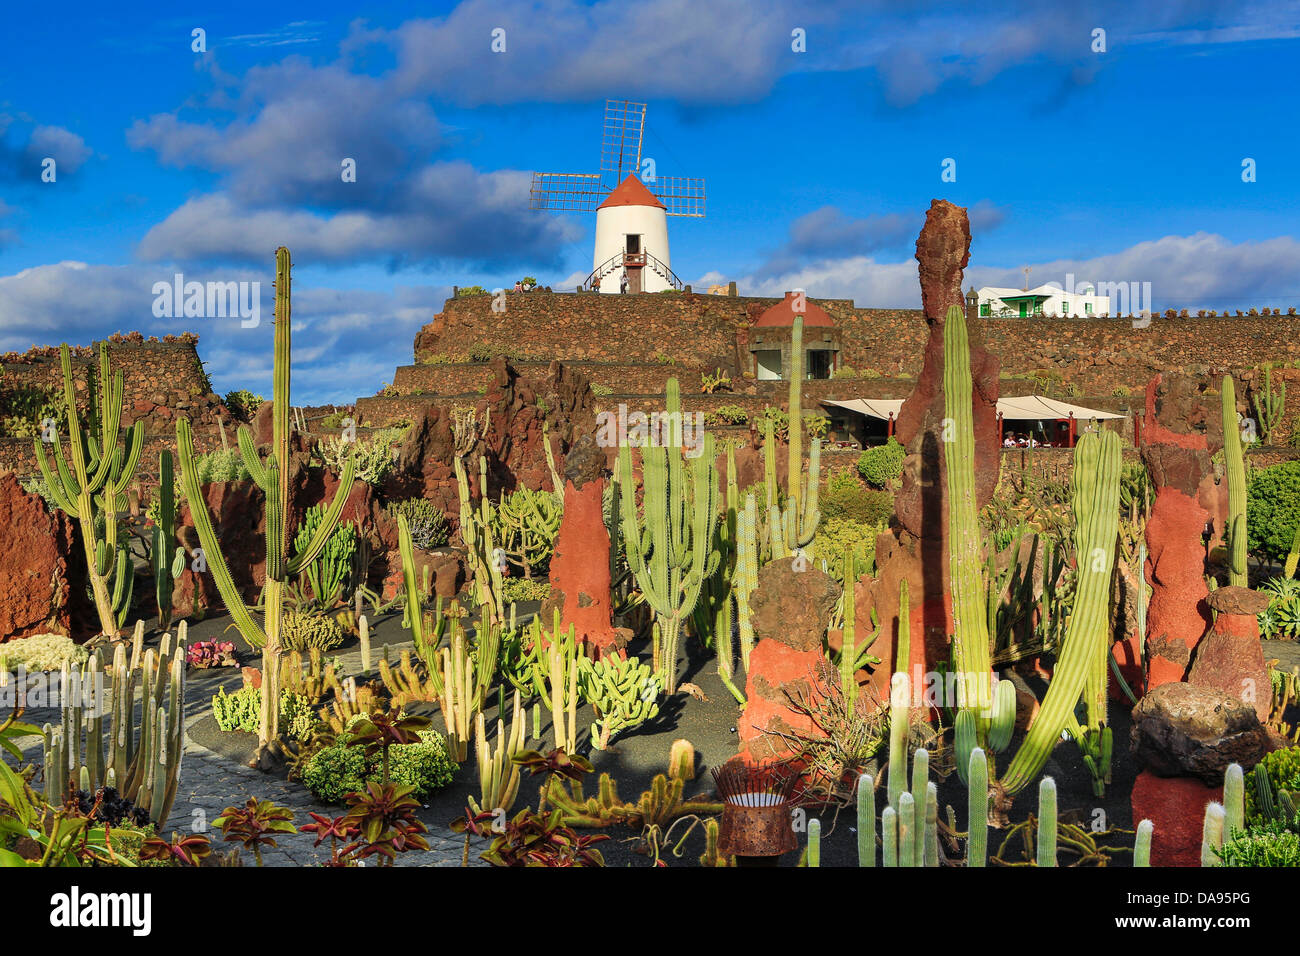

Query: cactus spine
<box><xmin>968</xmin><ymin>746</ymin><xmax>988</xmax><ymax>867</ymax></box>
<box><xmin>857</xmin><ymin>773</ymin><xmax>875</xmax><ymax>866</ymax></box>
<box><xmin>34</xmin><ymin>342</ymin><xmax>144</xmax><ymax>638</ymax></box>
<box><xmin>1001</xmin><ymin>429</ymin><xmax>1121</xmax><ymax>794</ymax></box>
<box><xmin>1222</xmin><ymin>376</ymin><xmax>1248</xmax><ymax>587</ymax></box>
<box><xmin>176</xmin><ymin>248</ymin><xmax>356</xmax><ymax>750</ymax></box>
<box><xmin>1037</xmin><ymin>776</ymin><xmax>1058</xmax><ymax>866</ymax></box>
<box><xmin>617</xmin><ymin>378</ymin><xmax>719</xmax><ymax>694</ymax></box>
<box><xmin>941</xmin><ymin>303</ymin><xmax>993</xmax><ymax>738</ymax></box>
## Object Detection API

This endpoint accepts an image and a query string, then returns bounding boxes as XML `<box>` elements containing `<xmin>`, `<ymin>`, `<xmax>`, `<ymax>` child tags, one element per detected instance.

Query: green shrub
<box><xmin>816</xmin><ymin>517</ymin><xmax>884</xmax><ymax>585</ymax></box>
<box><xmin>194</xmin><ymin>446</ymin><xmax>252</xmax><ymax>485</ymax></box>
<box><xmin>314</xmin><ymin>427</ymin><xmax>404</xmax><ymax>486</ymax></box>
<box><xmin>759</xmin><ymin>406</ymin><xmax>789</xmax><ymax>441</ymax></box>
<box><xmin>591</xmin><ymin>384</ymin><xmax>614</xmax><ymax>397</ymax></box>
<box><xmin>301</xmin><ymin>725</ymin><xmax>455</xmax><ymax>804</ymax></box>
<box><xmin>821</xmin><ymin>469</ymin><xmax>894</xmax><ymax>524</ymax></box>
<box><xmin>502</xmin><ymin>578</ymin><xmax>551</xmax><ymax>604</ymax></box>
<box><xmin>223</xmin><ymin>389</ymin><xmax>264</xmax><ymax>422</ymax></box>
<box><xmin>385</xmin><ymin>498</ymin><xmax>450</xmax><ymax>549</ymax></box>
<box><xmin>212</xmin><ymin>686</ymin><xmax>319</xmax><ymax>740</ymax></box>
<box><xmin>281</xmin><ymin>610</ymin><xmax>347</xmax><ymax>652</ymax></box>
<box><xmin>1215</xmin><ymin>821</ymin><xmax>1300</xmax><ymax>867</ymax></box>
<box><xmin>0</xmin><ymin>633</ymin><xmax>88</xmax><ymax>672</ymax></box>
<box><xmin>857</xmin><ymin>437</ymin><xmax>906</xmax><ymax>489</ymax></box>
<box><xmin>1246</xmin><ymin>746</ymin><xmax>1300</xmax><ymax>825</ymax></box>
<box><xmin>832</xmin><ymin>366</ymin><xmax>856</xmax><ymax>379</ymax></box>
<box><xmin>704</xmin><ymin>404</ymin><xmax>749</xmax><ymax>426</ymax></box>
<box><xmin>457</xmin><ymin>286</ymin><xmax>488</xmax><ymax>297</ymax></box>
<box><xmin>468</xmin><ymin>344</ymin><xmax>495</xmax><ymax>362</ymax></box>
<box><xmin>1247</xmin><ymin>461</ymin><xmax>1300</xmax><ymax>562</ymax></box>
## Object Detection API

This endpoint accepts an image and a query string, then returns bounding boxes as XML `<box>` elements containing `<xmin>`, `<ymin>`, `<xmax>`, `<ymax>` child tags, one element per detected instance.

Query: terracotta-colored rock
<box><xmin>738</xmin><ymin>560</ymin><xmax>840</xmax><ymax>763</ymax></box>
<box><xmin>872</xmin><ymin>200</ymin><xmax>1000</xmax><ymax>689</ymax></box>
<box><xmin>1140</xmin><ymin>373</ymin><xmax>1218</xmax><ymax>688</ymax></box>
<box><xmin>1130</xmin><ymin>770</ymin><xmax>1222</xmax><ymax>866</ymax></box>
<box><xmin>241</xmin><ymin>666</ymin><xmax>262</xmax><ymax>690</ymax></box>
<box><xmin>1187</xmin><ymin>594</ymin><xmax>1271</xmax><ymax>722</ymax></box>
<box><xmin>0</xmin><ymin>473</ymin><xmax>91</xmax><ymax>642</ymax></box>
<box><xmin>540</xmin><ymin>436</ymin><xmax>622</xmax><ymax>658</ymax></box>
<box><xmin>1130</xmin><ymin>682</ymin><xmax>1271</xmax><ymax>783</ymax></box>
<box><xmin>173</xmin><ymin>479</ymin><xmax>267</xmax><ymax>616</ymax></box>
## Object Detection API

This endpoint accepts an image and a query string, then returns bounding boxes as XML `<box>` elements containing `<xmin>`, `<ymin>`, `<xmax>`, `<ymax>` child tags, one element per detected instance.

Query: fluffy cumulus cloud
<box><xmin>127</xmin><ymin>53</ymin><xmax>577</xmax><ymax>268</ymax></box>
<box><xmin>0</xmin><ymin>261</ymin><xmax>448</xmax><ymax>404</ymax></box>
<box><xmin>0</xmin><ymin>114</ymin><xmax>92</xmax><ymax>182</ymax></box>
<box><xmin>754</xmin><ymin>200</ymin><xmax>1007</xmax><ymax>280</ymax></box>
<box><xmin>711</xmin><ymin>231</ymin><xmax>1300</xmax><ymax>314</ymax></box>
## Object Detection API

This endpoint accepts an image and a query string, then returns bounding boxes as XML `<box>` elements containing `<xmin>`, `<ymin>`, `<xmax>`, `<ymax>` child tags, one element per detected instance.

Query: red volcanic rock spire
<box><xmin>1138</xmin><ymin>373</ymin><xmax>1219</xmax><ymax>688</ymax></box>
<box><xmin>540</xmin><ymin>435</ymin><xmax>625</xmax><ymax>658</ymax></box>
<box><xmin>868</xmin><ymin>199</ymin><xmax>1001</xmax><ymax>704</ymax></box>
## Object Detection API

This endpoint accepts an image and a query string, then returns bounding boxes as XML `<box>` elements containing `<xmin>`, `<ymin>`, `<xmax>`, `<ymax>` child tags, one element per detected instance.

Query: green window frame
<box><xmin>980</xmin><ymin>303</ymin><xmax>990</xmax><ymax>317</ymax></box>
<box><xmin>1084</xmin><ymin>301</ymin><xmax>1093</xmax><ymax>314</ymax></box>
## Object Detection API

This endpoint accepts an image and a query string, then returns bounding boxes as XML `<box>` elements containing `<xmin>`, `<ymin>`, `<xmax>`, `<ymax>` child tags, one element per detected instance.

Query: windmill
<box><xmin>530</xmin><ymin>99</ymin><xmax>706</xmax><ymax>293</ymax></box>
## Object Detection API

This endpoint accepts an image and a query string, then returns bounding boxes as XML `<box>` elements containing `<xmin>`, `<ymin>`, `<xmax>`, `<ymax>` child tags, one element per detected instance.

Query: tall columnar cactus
<box><xmin>617</xmin><ymin>378</ymin><xmax>719</xmax><ymax>694</ymax></box>
<box><xmin>967</xmin><ymin>746</ymin><xmax>988</xmax><ymax>867</ymax></box>
<box><xmin>1000</xmin><ymin>429</ymin><xmax>1121</xmax><ymax>794</ymax></box>
<box><xmin>455</xmin><ymin>453</ymin><xmax>505</xmax><ymax>625</ymax></box>
<box><xmin>763</xmin><ymin>315</ymin><xmax>821</xmax><ymax>562</ymax></box>
<box><xmin>881</xmin><ymin>805</ymin><xmax>899</xmax><ymax>867</ymax></box>
<box><xmin>806</xmin><ymin>817</ymin><xmax>821</xmax><ymax>867</ymax></box>
<box><xmin>35</xmin><ymin>342</ymin><xmax>144</xmax><ymax>638</ymax></box>
<box><xmin>856</xmin><ymin>773</ymin><xmax>875</xmax><ymax>867</ymax></box>
<box><xmin>176</xmin><ymin>247</ymin><xmax>356</xmax><ymax>751</ymax></box>
<box><xmin>1251</xmin><ymin>362</ymin><xmax>1285</xmax><ymax>445</ymax></box>
<box><xmin>1037</xmin><ymin>776</ymin><xmax>1058</xmax><ymax>866</ymax></box>
<box><xmin>840</xmin><ymin>550</ymin><xmax>858</xmax><ymax>716</ymax></box>
<box><xmin>1222</xmin><ymin>376</ymin><xmax>1248</xmax><ymax>587</ymax></box>
<box><xmin>1201</xmin><ymin>802</ymin><xmax>1226</xmax><ymax>867</ymax></box>
<box><xmin>152</xmin><ymin>450</ymin><xmax>185</xmax><ymax>631</ymax></box>
<box><xmin>43</xmin><ymin>640</ymin><xmax>185</xmax><ymax>825</ymax></box>
<box><xmin>941</xmin><ymin>303</ymin><xmax>993</xmax><ymax>738</ymax></box>
<box><xmin>733</xmin><ymin>491</ymin><xmax>760</xmax><ymax>669</ymax></box>
<box><xmin>887</xmin><ymin>671</ymin><xmax>911</xmax><ymax>810</ymax></box>
<box><xmin>1223</xmin><ymin>762</ymin><xmax>1245</xmax><ymax>837</ymax></box>
<box><xmin>396</xmin><ymin>513</ymin><xmax>443</xmax><ymax>698</ymax></box>
<box><xmin>696</xmin><ymin>444</ymin><xmax>743</xmax><ymax>703</ymax></box>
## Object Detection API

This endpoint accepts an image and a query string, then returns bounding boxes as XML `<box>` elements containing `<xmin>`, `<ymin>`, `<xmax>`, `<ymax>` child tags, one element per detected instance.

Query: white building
<box><xmin>977</xmin><ymin>284</ymin><xmax>1111</xmax><ymax>318</ymax></box>
<box><xmin>590</xmin><ymin>175</ymin><xmax>675</xmax><ymax>294</ymax></box>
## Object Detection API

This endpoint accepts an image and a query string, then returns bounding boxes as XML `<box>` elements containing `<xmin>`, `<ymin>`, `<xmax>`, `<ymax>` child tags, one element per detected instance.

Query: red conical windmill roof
<box><xmin>597</xmin><ymin>174</ymin><xmax>666</xmax><ymax>210</ymax></box>
<box><xmin>753</xmin><ymin>291</ymin><xmax>834</xmax><ymax>328</ymax></box>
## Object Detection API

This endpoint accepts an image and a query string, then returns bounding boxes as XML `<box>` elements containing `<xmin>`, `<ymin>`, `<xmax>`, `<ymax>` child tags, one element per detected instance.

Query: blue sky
<box><xmin>2</xmin><ymin>1</ymin><xmax>1300</xmax><ymax>404</ymax></box>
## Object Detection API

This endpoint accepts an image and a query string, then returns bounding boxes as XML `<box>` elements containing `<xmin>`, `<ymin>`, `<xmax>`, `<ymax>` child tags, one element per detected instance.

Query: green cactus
<box><xmin>1037</xmin><ymin>776</ymin><xmax>1058</xmax><ymax>867</ymax></box>
<box><xmin>43</xmin><ymin>640</ymin><xmax>185</xmax><ymax>825</ymax></box>
<box><xmin>617</xmin><ymin>378</ymin><xmax>719</xmax><ymax>694</ymax></box>
<box><xmin>806</xmin><ymin>817</ymin><xmax>821</xmax><ymax>867</ymax></box>
<box><xmin>695</xmin><ymin>443</ymin><xmax>744</xmax><ymax>704</ymax></box>
<box><xmin>941</xmin><ymin>303</ymin><xmax>993</xmax><ymax>740</ymax></box>
<box><xmin>1223</xmin><ymin>763</ymin><xmax>1245</xmax><ymax>837</ymax></box>
<box><xmin>840</xmin><ymin>550</ymin><xmax>858</xmax><ymax>716</ymax></box>
<box><xmin>988</xmin><ymin>678</ymin><xmax>1016</xmax><ymax>753</ymax></box>
<box><xmin>294</xmin><ymin>505</ymin><xmax>357</xmax><ymax>608</ymax></box>
<box><xmin>1201</xmin><ymin>802</ymin><xmax>1226</xmax><ymax>867</ymax></box>
<box><xmin>857</xmin><ymin>772</ymin><xmax>875</xmax><ymax>867</ymax></box>
<box><xmin>34</xmin><ymin>342</ymin><xmax>144</xmax><ymax>638</ymax></box>
<box><xmin>176</xmin><ymin>247</ymin><xmax>356</xmax><ymax>750</ymax></box>
<box><xmin>882</xmin><ymin>805</ymin><xmax>899</xmax><ymax>867</ymax></box>
<box><xmin>954</xmin><ymin>708</ymin><xmax>977</xmax><ymax>785</ymax></box>
<box><xmin>1222</xmin><ymin>376</ymin><xmax>1248</xmax><ymax>587</ymax></box>
<box><xmin>488</xmin><ymin>486</ymin><xmax>562</xmax><ymax>578</ymax></box>
<box><xmin>1251</xmin><ymin>362</ymin><xmax>1285</xmax><ymax>445</ymax></box>
<box><xmin>887</xmin><ymin>671</ymin><xmax>910</xmax><ymax>810</ymax></box>
<box><xmin>733</xmin><ymin>491</ymin><xmax>760</xmax><ymax>669</ymax></box>
<box><xmin>910</xmin><ymin>747</ymin><xmax>929</xmax><ymax>867</ymax></box>
<box><xmin>898</xmin><ymin>791</ymin><xmax>916</xmax><ymax>868</ymax></box>
<box><xmin>968</xmin><ymin>746</ymin><xmax>988</xmax><ymax>867</ymax></box>
<box><xmin>152</xmin><ymin>450</ymin><xmax>185</xmax><ymax>631</ymax></box>
<box><xmin>924</xmin><ymin>782</ymin><xmax>939</xmax><ymax>867</ymax></box>
<box><xmin>577</xmin><ymin>653</ymin><xmax>661</xmax><ymax>749</ymax></box>
<box><xmin>1133</xmin><ymin>819</ymin><xmax>1153</xmax><ymax>867</ymax></box>
<box><xmin>455</xmin><ymin>453</ymin><xmax>505</xmax><ymax>625</ymax></box>
<box><xmin>1000</xmin><ymin>429</ymin><xmax>1121</xmax><ymax>794</ymax></box>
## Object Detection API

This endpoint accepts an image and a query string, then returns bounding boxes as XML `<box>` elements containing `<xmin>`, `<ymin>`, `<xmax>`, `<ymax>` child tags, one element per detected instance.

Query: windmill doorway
<box><xmin>623</xmin><ymin>234</ymin><xmax>643</xmax><ymax>292</ymax></box>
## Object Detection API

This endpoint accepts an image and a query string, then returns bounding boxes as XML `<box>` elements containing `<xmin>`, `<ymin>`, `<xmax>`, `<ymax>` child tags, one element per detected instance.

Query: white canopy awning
<box><xmin>822</xmin><ymin>398</ymin><xmax>905</xmax><ymax>420</ymax></box>
<box><xmin>822</xmin><ymin>395</ymin><xmax>1124</xmax><ymax>422</ymax></box>
<box><xmin>995</xmin><ymin>395</ymin><xmax>1126</xmax><ymax>421</ymax></box>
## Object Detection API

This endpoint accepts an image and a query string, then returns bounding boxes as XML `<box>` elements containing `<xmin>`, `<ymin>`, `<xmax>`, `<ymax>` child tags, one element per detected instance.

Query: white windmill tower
<box><xmin>530</xmin><ymin>100</ymin><xmax>706</xmax><ymax>293</ymax></box>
